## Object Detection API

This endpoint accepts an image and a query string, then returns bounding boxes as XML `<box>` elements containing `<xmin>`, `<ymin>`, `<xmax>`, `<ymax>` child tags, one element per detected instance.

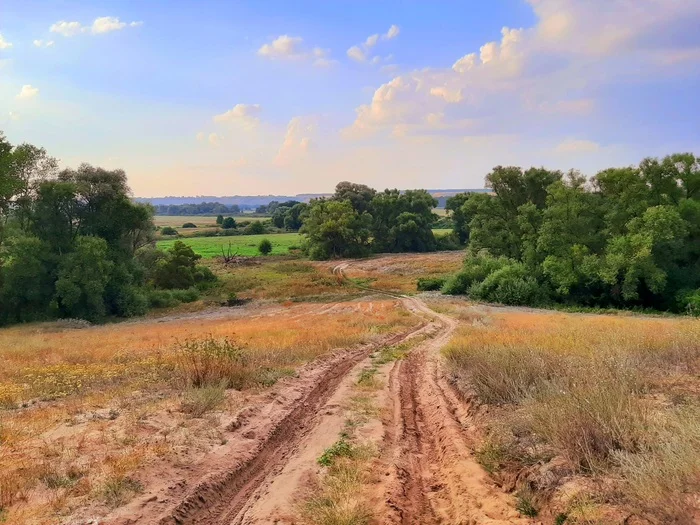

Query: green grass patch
<box><xmin>157</xmin><ymin>233</ymin><xmax>301</xmax><ymax>258</ymax></box>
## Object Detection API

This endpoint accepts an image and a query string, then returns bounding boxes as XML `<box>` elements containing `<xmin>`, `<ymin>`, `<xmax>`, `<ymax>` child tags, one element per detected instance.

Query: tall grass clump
<box><xmin>176</xmin><ymin>335</ymin><xmax>247</xmax><ymax>389</ymax></box>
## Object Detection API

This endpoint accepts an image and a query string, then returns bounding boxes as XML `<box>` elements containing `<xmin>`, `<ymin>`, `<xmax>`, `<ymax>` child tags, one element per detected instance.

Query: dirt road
<box><xmin>109</xmin><ymin>261</ymin><xmax>530</xmax><ymax>525</ymax></box>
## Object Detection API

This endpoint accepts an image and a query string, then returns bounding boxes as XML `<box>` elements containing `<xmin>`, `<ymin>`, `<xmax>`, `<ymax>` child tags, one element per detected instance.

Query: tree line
<box><xmin>0</xmin><ymin>133</ymin><xmax>216</xmax><ymax>325</ymax></box>
<box><xmin>152</xmin><ymin>202</ymin><xmax>241</xmax><ymax>216</ymax></box>
<box><xmin>442</xmin><ymin>154</ymin><xmax>700</xmax><ymax>313</ymax></box>
<box><xmin>300</xmin><ymin>181</ymin><xmax>454</xmax><ymax>259</ymax></box>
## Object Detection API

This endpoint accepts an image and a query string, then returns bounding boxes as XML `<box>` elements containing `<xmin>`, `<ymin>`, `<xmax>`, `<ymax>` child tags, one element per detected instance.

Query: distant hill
<box><xmin>135</xmin><ymin>189</ymin><xmax>489</xmax><ymax>209</ymax></box>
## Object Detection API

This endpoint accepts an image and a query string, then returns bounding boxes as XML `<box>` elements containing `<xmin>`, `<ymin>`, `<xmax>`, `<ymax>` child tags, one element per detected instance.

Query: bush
<box><xmin>677</xmin><ymin>288</ymin><xmax>700</xmax><ymax>316</ymax></box>
<box><xmin>222</xmin><ymin>217</ymin><xmax>236</xmax><ymax>229</ymax></box>
<box><xmin>171</xmin><ymin>287</ymin><xmax>200</xmax><ymax>303</ymax></box>
<box><xmin>417</xmin><ymin>277</ymin><xmax>446</xmax><ymax>291</ymax></box>
<box><xmin>244</xmin><ymin>221</ymin><xmax>266</xmax><ymax>235</ymax></box>
<box><xmin>441</xmin><ymin>252</ymin><xmax>511</xmax><ymax>295</ymax></box>
<box><xmin>160</xmin><ymin>226</ymin><xmax>177</xmax><ymax>236</ymax></box>
<box><xmin>182</xmin><ymin>222</ymin><xmax>197</xmax><ymax>228</ymax></box>
<box><xmin>176</xmin><ymin>335</ymin><xmax>247</xmax><ymax>389</ymax></box>
<box><xmin>258</xmin><ymin>238</ymin><xmax>272</xmax><ymax>255</ymax></box>
<box><xmin>435</xmin><ymin>232</ymin><xmax>462</xmax><ymax>251</ymax></box>
<box><xmin>112</xmin><ymin>286</ymin><xmax>149</xmax><ymax>317</ymax></box>
<box><xmin>470</xmin><ymin>263</ymin><xmax>547</xmax><ymax>306</ymax></box>
<box><xmin>147</xmin><ymin>289</ymin><xmax>178</xmax><ymax>308</ymax></box>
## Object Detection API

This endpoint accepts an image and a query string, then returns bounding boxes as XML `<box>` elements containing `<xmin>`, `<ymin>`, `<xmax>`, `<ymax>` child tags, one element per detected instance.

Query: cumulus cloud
<box><xmin>258</xmin><ymin>35</ymin><xmax>334</xmax><ymax>67</ymax></box>
<box><xmin>50</xmin><ymin>16</ymin><xmax>142</xmax><ymax>37</ymax></box>
<box><xmin>275</xmin><ymin>116</ymin><xmax>317</xmax><ymax>166</ymax></box>
<box><xmin>213</xmin><ymin>103</ymin><xmax>262</xmax><ymax>127</ymax></box>
<box><xmin>347</xmin><ymin>25</ymin><xmax>400</xmax><ymax>64</ymax></box>
<box><xmin>16</xmin><ymin>84</ymin><xmax>39</xmax><ymax>100</ymax></box>
<box><xmin>346</xmin><ymin>0</ymin><xmax>700</xmax><ymax>140</ymax></box>
<box><xmin>33</xmin><ymin>39</ymin><xmax>55</xmax><ymax>48</ymax></box>
<box><xmin>0</xmin><ymin>33</ymin><xmax>12</xmax><ymax>49</ymax></box>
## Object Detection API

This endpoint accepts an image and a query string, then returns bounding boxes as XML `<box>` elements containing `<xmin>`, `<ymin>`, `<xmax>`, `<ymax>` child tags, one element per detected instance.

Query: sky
<box><xmin>1</xmin><ymin>0</ymin><xmax>699</xmax><ymax>197</ymax></box>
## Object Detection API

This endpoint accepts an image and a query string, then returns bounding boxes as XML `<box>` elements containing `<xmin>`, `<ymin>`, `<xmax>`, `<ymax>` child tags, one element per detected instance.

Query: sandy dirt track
<box><xmin>107</xmin><ymin>260</ymin><xmax>530</xmax><ymax>525</ymax></box>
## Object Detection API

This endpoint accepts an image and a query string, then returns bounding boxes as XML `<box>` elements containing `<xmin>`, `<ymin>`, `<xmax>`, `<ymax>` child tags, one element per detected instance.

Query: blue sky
<box><xmin>1</xmin><ymin>0</ymin><xmax>699</xmax><ymax>196</ymax></box>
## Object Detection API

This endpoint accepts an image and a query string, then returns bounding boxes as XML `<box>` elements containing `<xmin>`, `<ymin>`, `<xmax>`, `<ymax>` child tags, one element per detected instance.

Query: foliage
<box><xmin>445</xmin><ymin>154</ymin><xmax>700</xmax><ymax>312</ymax></box>
<box><xmin>182</xmin><ymin>222</ymin><xmax>197</xmax><ymax>228</ymax></box>
<box><xmin>244</xmin><ymin>220</ymin><xmax>266</xmax><ymax>235</ymax></box>
<box><xmin>221</xmin><ymin>216</ymin><xmax>236</xmax><ymax>229</ymax></box>
<box><xmin>152</xmin><ymin>201</ymin><xmax>240</xmax><ymax>215</ymax></box>
<box><xmin>0</xmin><ymin>135</ymin><xmax>163</xmax><ymax>324</ymax></box>
<box><xmin>160</xmin><ymin>226</ymin><xmax>177</xmax><ymax>235</ymax></box>
<box><xmin>258</xmin><ymin>238</ymin><xmax>272</xmax><ymax>255</ymax></box>
<box><xmin>301</xmin><ymin>199</ymin><xmax>372</xmax><ymax>259</ymax></box>
<box><xmin>416</xmin><ymin>277</ymin><xmax>446</xmax><ymax>291</ymax></box>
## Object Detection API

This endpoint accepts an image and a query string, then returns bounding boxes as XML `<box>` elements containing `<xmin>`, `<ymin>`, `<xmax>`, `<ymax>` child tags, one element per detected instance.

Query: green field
<box><xmin>157</xmin><ymin>233</ymin><xmax>301</xmax><ymax>258</ymax></box>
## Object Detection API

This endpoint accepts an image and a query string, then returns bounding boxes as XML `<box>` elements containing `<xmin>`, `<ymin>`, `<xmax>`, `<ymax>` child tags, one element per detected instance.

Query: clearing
<box><xmin>157</xmin><ymin>233</ymin><xmax>301</xmax><ymax>257</ymax></box>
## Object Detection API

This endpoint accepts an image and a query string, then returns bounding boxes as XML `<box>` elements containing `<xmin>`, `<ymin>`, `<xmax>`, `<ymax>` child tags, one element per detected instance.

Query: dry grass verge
<box><xmin>443</xmin><ymin>308</ymin><xmax>700</xmax><ymax>522</ymax></box>
<box><xmin>0</xmin><ymin>299</ymin><xmax>414</xmax><ymax>524</ymax></box>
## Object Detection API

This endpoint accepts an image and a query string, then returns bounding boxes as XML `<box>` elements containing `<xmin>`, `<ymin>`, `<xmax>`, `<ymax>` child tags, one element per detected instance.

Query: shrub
<box><xmin>318</xmin><ymin>438</ymin><xmax>357</xmax><ymax>467</ymax></box>
<box><xmin>171</xmin><ymin>287</ymin><xmax>199</xmax><ymax>303</ymax></box>
<box><xmin>180</xmin><ymin>383</ymin><xmax>226</xmax><ymax>417</ymax></box>
<box><xmin>244</xmin><ymin>221</ymin><xmax>266</xmax><ymax>235</ymax></box>
<box><xmin>470</xmin><ymin>263</ymin><xmax>547</xmax><ymax>306</ymax></box>
<box><xmin>147</xmin><ymin>289</ymin><xmax>178</xmax><ymax>308</ymax></box>
<box><xmin>222</xmin><ymin>217</ymin><xmax>236</xmax><ymax>229</ymax></box>
<box><xmin>435</xmin><ymin>232</ymin><xmax>462</xmax><ymax>251</ymax></box>
<box><xmin>113</xmin><ymin>286</ymin><xmax>149</xmax><ymax>317</ymax></box>
<box><xmin>416</xmin><ymin>277</ymin><xmax>446</xmax><ymax>291</ymax></box>
<box><xmin>176</xmin><ymin>335</ymin><xmax>247</xmax><ymax>388</ymax></box>
<box><xmin>160</xmin><ymin>226</ymin><xmax>177</xmax><ymax>235</ymax></box>
<box><xmin>182</xmin><ymin>222</ymin><xmax>197</xmax><ymax>228</ymax></box>
<box><xmin>677</xmin><ymin>288</ymin><xmax>700</xmax><ymax>316</ymax></box>
<box><xmin>258</xmin><ymin>238</ymin><xmax>272</xmax><ymax>256</ymax></box>
<box><xmin>441</xmin><ymin>252</ymin><xmax>511</xmax><ymax>295</ymax></box>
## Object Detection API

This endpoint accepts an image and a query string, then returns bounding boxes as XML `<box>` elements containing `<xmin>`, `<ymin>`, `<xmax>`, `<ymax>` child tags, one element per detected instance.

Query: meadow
<box><xmin>157</xmin><ymin>232</ymin><xmax>301</xmax><ymax>257</ymax></box>
<box><xmin>438</xmin><ymin>301</ymin><xmax>700</xmax><ymax>523</ymax></box>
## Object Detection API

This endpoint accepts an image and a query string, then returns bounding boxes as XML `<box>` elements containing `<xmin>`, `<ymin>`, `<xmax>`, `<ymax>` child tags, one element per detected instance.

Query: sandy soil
<box><xmin>99</xmin><ymin>257</ymin><xmax>534</xmax><ymax>525</ymax></box>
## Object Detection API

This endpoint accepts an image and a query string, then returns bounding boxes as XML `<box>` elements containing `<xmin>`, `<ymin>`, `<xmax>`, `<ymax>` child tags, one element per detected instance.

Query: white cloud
<box><xmin>0</xmin><ymin>33</ymin><xmax>12</xmax><ymax>49</ymax></box>
<box><xmin>430</xmin><ymin>86</ymin><xmax>463</xmax><ymax>103</ymax></box>
<box><xmin>91</xmin><ymin>16</ymin><xmax>126</xmax><ymax>34</ymax></box>
<box><xmin>33</xmin><ymin>39</ymin><xmax>55</xmax><ymax>48</ymax></box>
<box><xmin>555</xmin><ymin>139</ymin><xmax>600</xmax><ymax>153</ymax></box>
<box><xmin>452</xmin><ymin>53</ymin><xmax>476</xmax><ymax>73</ymax></box>
<box><xmin>213</xmin><ymin>103</ymin><xmax>262</xmax><ymax>127</ymax></box>
<box><xmin>346</xmin><ymin>0</ymin><xmax>700</xmax><ymax>141</ymax></box>
<box><xmin>50</xmin><ymin>20</ymin><xmax>84</xmax><ymax>37</ymax></box>
<box><xmin>348</xmin><ymin>25</ymin><xmax>400</xmax><ymax>65</ymax></box>
<box><xmin>347</xmin><ymin>45</ymin><xmax>366</xmax><ymax>62</ymax></box>
<box><xmin>50</xmin><ymin>17</ymin><xmax>142</xmax><ymax>37</ymax></box>
<box><xmin>258</xmin><ymin>35</ymin><xmax>334</xmax><ymax>67</ymax></box>
<box><xmin>16</xmin><ymin>84</ymin><xmax>39</xmax><ymax>100</ymax></box>
<box><xmin>208</xmin><ymin>133</ymin><xmax>221</xmax><ymax>147</ymax></box>
<box><xmin>275</xmin><ymin>116</ymin><xmax>317</xmax><ymax>166</ymax></box>
<box><xmin>385</xmin><ymin>25</ymin><xmax>400</xmax><ymax>40</ymax></box>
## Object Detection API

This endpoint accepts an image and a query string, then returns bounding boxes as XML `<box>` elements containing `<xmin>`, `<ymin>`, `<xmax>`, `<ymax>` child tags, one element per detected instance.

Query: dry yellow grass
<box><xmin>324</xmin><ymin>251</ymin><xmax>463</xmax><ymax>294</ymax></box>
<box><xmin>0</xmin><ymin>299</ymin><xmax>414</xmax><ymax>524</ymax></box>
<box><xmin>442</xmin><ymin>306</ymin><xmax>700</xmax><ymax>522</ymax></box>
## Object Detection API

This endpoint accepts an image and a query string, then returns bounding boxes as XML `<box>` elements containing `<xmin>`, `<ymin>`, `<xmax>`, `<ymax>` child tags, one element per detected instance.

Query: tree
<box><xmin>244</xmin><ymin>221</ymin><xmax>265</xmax><ymax>235</ymax></box>
<box><xmin>161</xmin><ymin>226</ymin><xmax>177</xmax><ymax>235</ymax></box>
<box><xmin>153</xmin><ymin>241</ymin><xmax>202</xmax><ymax>289</ymax></box>
<box><xmin>370</xmin><ymin>189</ymin><xmax>437</xmax><ymax>253</ymax></box>
<box><xmin>334</xmin><ymin>181</ymin><xmax>376</xmax><ymax>213</ymax></box>
<box><xmin>301</xmin><ymin>199</ymin><xmax>372</xmax><ymax>259</ymax></box>
<box><xmin>216</xmin><ymin>214</ymin><xmax>224</xmax><ymax>225</ymax></box>
<box><xmin>258</xmin><ymin>238</ymin><xmax>272</xmax><ymax>255</ymax></box>
<box><xmin>54</xmin><ymin>236</ymin><xmax>114</xmax><ymax>321</ymax></box>
<box><xmin>445</xmin><ymin>193</ymin><xmax>472</xmax><ymax>244</ymax></box>
<box><xmin>222</xmin><ymin>217</ymin><xmax>236</xmax><ymax>229</ymax></box>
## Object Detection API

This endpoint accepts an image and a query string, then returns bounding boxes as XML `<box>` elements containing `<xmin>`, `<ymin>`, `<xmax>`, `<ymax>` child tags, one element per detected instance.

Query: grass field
<box><xmin>157</xmin><ymin>233</ymin><xmax>301</xmax><ymax>257</ymax></box>
<box><xmin>154</xmin><ymin>215</ymin><xmax>269</xmax><ymax>228</ymax></box>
